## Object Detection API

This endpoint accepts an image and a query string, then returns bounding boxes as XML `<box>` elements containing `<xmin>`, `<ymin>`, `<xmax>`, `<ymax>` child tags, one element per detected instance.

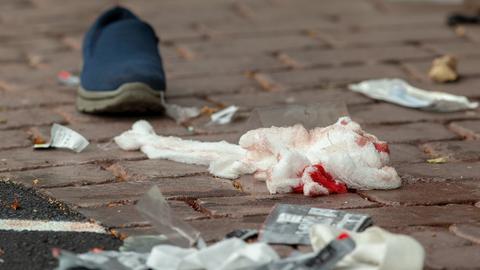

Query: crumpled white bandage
<box><xmin>114</xmin><ymin>120</ymin><xmax>255</xmax><ymax>179</ymax></box>
<box><xmin>115</xmin><ymin>117</ymin><xmax>401</xmax><ymax>196</ymax></box>
<box><xmin>310</xmin><ymin>225</ymin><xmax>425</xmax><ymax>270</ymax></box>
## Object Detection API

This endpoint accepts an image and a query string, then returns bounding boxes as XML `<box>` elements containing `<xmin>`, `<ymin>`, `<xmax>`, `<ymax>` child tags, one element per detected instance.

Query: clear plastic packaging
<box><xmin>349</xmin><ymin>78</ymin><xmax>478</xmax><ymax>112</ymax></box>
<box><xmin>135</xmin><ymin>186</ymin><xmax>202</xmax><ymax>248</ymax></box>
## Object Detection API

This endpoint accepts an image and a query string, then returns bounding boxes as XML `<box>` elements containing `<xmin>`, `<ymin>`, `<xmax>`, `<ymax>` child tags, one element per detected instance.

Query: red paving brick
<box><xmin>1</xmin><ymin>0</ymin><xmax>480</xmax><ymax>268</ymax></box>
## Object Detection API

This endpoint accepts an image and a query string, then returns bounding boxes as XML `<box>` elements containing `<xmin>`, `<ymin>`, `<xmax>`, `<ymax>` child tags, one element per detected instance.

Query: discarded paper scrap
<box><xmin>428</xmin><ymin>55</ymin><xmax>458</xmax><ymax>83</ymax></box>
<box><xmin>209</xmin><ymin>105</ymin><xmax>239</xmax><ymax>125</ymax></box>
<box><xmin>259</xmin><ymin>204</ymin><xmax>372</xmax><ymax>245</ymax></box>
<box><xmin>34</xmin><ymin>123</ymin><xmax>89</xmax><ymax>153</ymax></box>
<box><xmin>349</xmin><ymin>78</ymin><xmax>478</xmax><ymax>112</ymax></box>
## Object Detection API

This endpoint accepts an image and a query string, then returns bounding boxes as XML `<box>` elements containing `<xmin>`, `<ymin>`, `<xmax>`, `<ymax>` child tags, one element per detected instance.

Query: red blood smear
<box><xmin>293</xmin><ymin>164</ymin><xmax>348</xmax><ymax>195</ymax></box>
<box><xmin>309</xmin><ymin>164</ymin><xmax>347</xmax><ymax>194</ymax></box>
<box><xmin>374</xmin><ymin>142</ymin><xmax>390</xmax><ymax>153</ymax></box>
<box><xmin>292</xmin><ymin>183</ymin><xmax>304</xmax><ymax>194</ymax></box>
<box><xmin>57</xmin><ymin>70</ymin><xmax>70</xmax><ymax>80</ymax></box>
<box><xmin>337</xmin><ymin>232</ymin><xmax>350</xmax><ymax>240</ymax></box>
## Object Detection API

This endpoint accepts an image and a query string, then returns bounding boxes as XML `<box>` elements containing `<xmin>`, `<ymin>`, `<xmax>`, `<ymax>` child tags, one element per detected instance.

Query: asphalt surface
<box><xmin>0</xmin><ymin>181</ymin><xmax>82</xmax><ymax>221</ymax></box>
<box><xmin>0</xmin><ymin>181</ymin><xmax>122</xmax><ymax>270</ymax></box>
<box><xmin>0</xmin><ymin>231</ymin><xmax>122</xmax><ymax>270</ymax></box>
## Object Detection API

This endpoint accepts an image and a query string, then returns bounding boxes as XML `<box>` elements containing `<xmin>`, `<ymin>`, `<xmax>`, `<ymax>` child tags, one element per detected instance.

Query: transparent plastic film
<box><xmin>136</xmin><ymin>186</ymin><xmax>201</xmax><ymax>248</ymax></box>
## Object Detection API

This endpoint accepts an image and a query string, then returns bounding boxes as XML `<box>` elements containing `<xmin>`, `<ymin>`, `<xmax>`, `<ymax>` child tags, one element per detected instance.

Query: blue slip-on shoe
<box><xmin>77</xmin><ymin>6</ymin><xmax>166</xmax><ymax>113</ymax></box>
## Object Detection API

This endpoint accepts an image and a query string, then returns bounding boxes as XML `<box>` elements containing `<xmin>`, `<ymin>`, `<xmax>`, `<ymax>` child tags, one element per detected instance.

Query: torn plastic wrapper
<box><xmin>34</xmin><ymin>123</ymin><xmax>89</xmax><ymax>153</ymax></box>
<box><xmin>54</xmin><ymin>250</ymin><xmax>149</xmax><ymax>270</ymax></box>
<box><xmin>135</xmin><ymin>186</ymin><xmax>203</xmax><ymax>248</ymax></box>
<box><xmin>309</xmin><ymin>224</ymin><xmax>425</xmax><ymax>270</ymax></box>
<box><xmin>349</xmin><ymin>78</ymin><xmax>478</xmax><ymax>112</ymax></box>
<box><xmin>209</xmin><ymin>105</ymin><xmax>239</xmax><ymax>125</ymax></box>
<box><xmin>147</xmin><ymin>238</ymin><xmax>279</xmax><ymax>270</ymax></box>
<box><xmin>160</xmin><ymin>92</ymin><xmax>201</xmax><ymax>124</ymax></box>
<box><xmin>120</xmin><ymin>235</ymin><xmax>170</xmax><ymax>253</ymax></box>
<box><xmin>255</xmin><ymin>234</ymin><xmax>356</xmax><ymax>270</ymax></box>
<box><xmin>259</xmin><ymin>204</ymin><xmax>372</xmax><ymax>245</ymax></box>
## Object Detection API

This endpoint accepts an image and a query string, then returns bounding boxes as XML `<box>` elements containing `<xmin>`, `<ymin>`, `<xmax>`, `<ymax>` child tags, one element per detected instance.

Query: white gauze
<box><xmin>115</xmin><ymin>117</ymin><xmax>401</xmax><ymax>196</ymax></box>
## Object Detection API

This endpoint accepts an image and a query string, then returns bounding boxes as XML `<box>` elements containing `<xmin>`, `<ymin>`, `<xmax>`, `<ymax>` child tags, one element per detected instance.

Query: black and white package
<box><xmin>259</xmin><ymin>204</ymin><xmax>372</xmax><ymax>245</ymax></box>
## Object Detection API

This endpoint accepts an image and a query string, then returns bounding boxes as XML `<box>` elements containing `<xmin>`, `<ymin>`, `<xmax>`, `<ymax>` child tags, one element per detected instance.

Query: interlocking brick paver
<box><xmin>426</xmin><ymin>246</ymin><xmax>480</xmax><ymax>270</ymax></box>
<box><xmin>397</xmin><ymin>162</ymin><xmax>480</xmax><ymax>183</ymax></box>
<box><xmin>168</xmin><ymin>73</ymin><xmax>259</xmax><ymax>97</ymax></box>
<box><xmin>352</xmin><ymin>204</ymin><xmax>480</xmax><ymax>227</ymax></box>
<box><xmin>78</xmin><ymin>202</ymin><xmax>207</xmax><ymax>228</ymax></box>
<box><xmin>336</xmin><ymin>13</ymin><xmax>446</xmax><ymax>29</ymax></box>
<box><xmin>324</xmin><ymin>25</ymin><xmax>459</xmax><ymax>47</ymax></box>
<box><xmin>389</xmin><ymin>144</ymin><xmax>427</xmax><ymax>165</ymax></box>
<box><xmin>197</xmin><ymin>193</ymin><xmax>378</xmax><ymax>218</ymax></box>
<box><xmin>269</xmin><ymin>64</ymin><xmax>406</xmax><ymax>90</ymax></box>
<box><xmin>0</xmin><ymin>164</ymin><xmax>116</xmax><ymax>188</ymax></box>
<box><xmin>350</xmin><ymin>103</ymin><xmax>480</xmax><ymax>124</ymax></box>
<box><xmin>392</xmin><ymin>226</ymin><xmax>472</xmax><ymax>251</ymax></box>
<box><xmin>423</xmin><ymin>40</ymin><xmax>480</xmax><ymax>57</ymax></box>
<box><xmin>0</xmin><ymin>145</ymin><xmax>145</xmax><ymax>172</ymax></box>
<box><xmin>0</xmin><ymin>130</ymin><xmax>31</xmax><ymax>150</ymax></box>
<box><xmin>450</xmin><ymin>223</ymin><xmax>480</xmax><ymax>244</ymax></box>
<box><xmin>0</xmin><ymin>90</ymin><xmax>74</xmax><ymax>110</ymax></box>
<box><xmin>284</xmin><ymin>45</ymin><xmax>434</xmax><ymax>67</ymax></box>
<box><xmin>165</xmin><ymin>54</ymin><xmax>285</xmax><ymax>78</ymax></box>
<box><xmin>422</xmin><ymin>140</ymin><xmax>480</xmax><ymax>161</ymax></box>
<box><xmin>208</xmin><ymin>88</ymin><xmax>372</xmax><ymax>109</ymax></box>
<box><xmin>449</xmin><ymin>120</ymin><xmax>480</xmax><ymax>139</ymax></box>
<box><xmin>359</xmin><ymin>180</ymin><xmax>480</xmax><ymax>206</ymax></box>
<box><xmin>364</xmin><ymin>122</ymin><xmax>458</xmax><ymax>144</ymax></box>
<box><xmin>42</xmin><ymin>176</ymin><xmax>243</xmax><ymax>208</ymax></box>
<box><xmin>113</xmin><ymin>159</ymin><xmax>208</xmax><ymax>180</ymax></box>
<box><xmin>0</xmin><ymin>108</ymin><xmax>66</xmax><ymax>130</ymax></box>
<box><xmin>1</xmin><ymin>0</ymin><xmax>479</xmax><ymax>267</ymax></box>
<box><xmin>181</xmin><ymin>34</ymin><xmax>324</xmax><ymax>57</ymax></box>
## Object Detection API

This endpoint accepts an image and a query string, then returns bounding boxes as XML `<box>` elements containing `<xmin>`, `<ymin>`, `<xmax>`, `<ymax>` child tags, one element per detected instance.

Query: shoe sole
<box><xmin>76</xmin><ymin>82</ymin><xmax>165</xmax><ymax>113</ymax></box>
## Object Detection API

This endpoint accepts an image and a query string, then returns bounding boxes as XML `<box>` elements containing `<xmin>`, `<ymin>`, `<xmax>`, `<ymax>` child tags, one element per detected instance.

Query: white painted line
<box><xmin>0</xmin><ymin>219</ymin><xmax>106</xmax><ymax>233</ymax></box>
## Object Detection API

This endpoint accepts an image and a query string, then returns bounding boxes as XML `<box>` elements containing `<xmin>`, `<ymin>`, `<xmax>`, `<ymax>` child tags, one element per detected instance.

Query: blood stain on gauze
<box><xmin>115</xmin><ymin>117</ymin><xmax>401</xmax><ymax>197</ymax></box>
<box><xmin>299</xmin><ymin>164</ymin><xmax>348</xmax><ymax>196</ymax></box>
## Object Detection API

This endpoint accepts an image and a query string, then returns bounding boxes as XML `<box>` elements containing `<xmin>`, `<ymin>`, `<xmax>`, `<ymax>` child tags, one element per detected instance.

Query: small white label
<box><xmin>276</xmin><ymin>213</ymin><xmax>303</xmax><ymax>224</ymax></box>
<box><xmin>210</xmin><ymin>105</ymin><xmax>238</xmax><ymax>125</ymax></box>
<box><xmin>34</xmin><ymin>124</ymin><xmax>89</xmax><ymax>153</ymax></box>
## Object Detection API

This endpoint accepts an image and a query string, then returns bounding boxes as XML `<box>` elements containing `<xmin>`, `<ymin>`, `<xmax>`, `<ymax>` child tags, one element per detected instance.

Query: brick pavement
<box><xmin>1</xmin><ymin>0</ymin><xmax>480</xmax><ymax>268</ymax></box>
